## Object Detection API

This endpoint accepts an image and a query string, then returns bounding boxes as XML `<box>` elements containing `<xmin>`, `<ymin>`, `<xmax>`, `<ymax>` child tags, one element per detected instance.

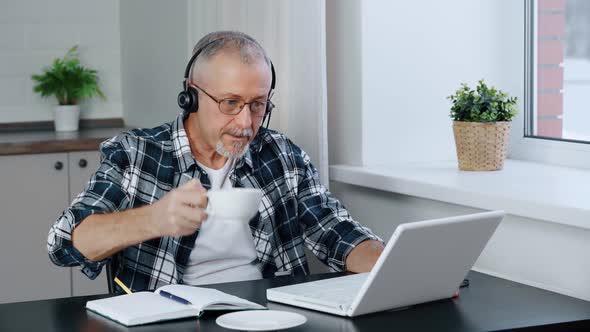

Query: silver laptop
<box><xmin>266</xmin><ymin>210</ymin><xmax>504</xmax><ymax>317</ymax></box>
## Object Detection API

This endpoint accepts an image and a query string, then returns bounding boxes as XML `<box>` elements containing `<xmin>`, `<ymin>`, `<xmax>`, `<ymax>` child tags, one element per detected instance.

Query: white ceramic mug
<box><xmin>205</xmin><ymin>188</ymin><xmax>263</xmax><ymax>221</ymax></box>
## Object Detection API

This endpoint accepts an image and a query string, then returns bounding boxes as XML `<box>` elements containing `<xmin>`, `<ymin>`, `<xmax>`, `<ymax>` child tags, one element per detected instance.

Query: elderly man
<box><xmin>48</xmin><ymin>31</ymin><xmax>383</xmax><ymax>293</ymax></box>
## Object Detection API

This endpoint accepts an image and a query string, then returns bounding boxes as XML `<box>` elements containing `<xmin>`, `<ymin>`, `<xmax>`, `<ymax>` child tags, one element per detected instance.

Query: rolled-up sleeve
<box><xmin>47</xmin><ymin>137</ymin><xmax>131</xmax><ymax>279</ymax></box>
<box><xmin>296</xmin><ymin>148</ymin><xmax>383</xmax><ymax>272</ymax></box>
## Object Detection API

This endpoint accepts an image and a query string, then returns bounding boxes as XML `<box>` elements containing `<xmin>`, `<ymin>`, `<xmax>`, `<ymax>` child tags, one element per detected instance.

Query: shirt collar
<box><xmin>171</xmin><ymin>110</ymin><xmax>196</xmax><ymax>173</ymax></box>
<box><xmin>236</xmin><ymin>132</ymin><xmax>261</xmax><ymax>171</ymax></box>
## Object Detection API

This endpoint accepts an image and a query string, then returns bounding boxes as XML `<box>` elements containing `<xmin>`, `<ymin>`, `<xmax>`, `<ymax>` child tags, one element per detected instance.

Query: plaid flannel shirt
<box><xmin>48</xmin><ymin>111</ymin><xmax>381</xmax><ymax>293</ymax></box>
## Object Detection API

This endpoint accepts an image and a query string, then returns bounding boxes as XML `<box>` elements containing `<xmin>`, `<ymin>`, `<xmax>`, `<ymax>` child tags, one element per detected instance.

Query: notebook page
<box><xmin>155</xmin><ymin>284</ymin><xmax>265</xmax><ymax>311</ymax></box>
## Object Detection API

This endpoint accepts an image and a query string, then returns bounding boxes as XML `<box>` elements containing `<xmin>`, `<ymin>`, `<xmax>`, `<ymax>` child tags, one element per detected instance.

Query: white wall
<box><xmin>119</xmin><ymin>0</ymin><xmax>188</xmax><ymax>128</ymax></box>
<box><xmin>0</xmin><ymin>0</ymin><xmax>123</xmax><ymax>123</ymax></box>
<box><xmin>326</xmin><ymin>0</ymin><xmax>363</xmax><ymax>166</ymax></box>
<box><xmin>360</xmin><ymin>0</ymin><xmax>523</xmax><ymax>165</ymax></box>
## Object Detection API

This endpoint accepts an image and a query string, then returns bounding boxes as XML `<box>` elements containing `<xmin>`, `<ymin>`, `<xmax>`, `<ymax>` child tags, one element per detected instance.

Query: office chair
<box><xmin>106</xmin><ymin>254</ymin><xmax>119</xmax><ymax>294</ymax></box>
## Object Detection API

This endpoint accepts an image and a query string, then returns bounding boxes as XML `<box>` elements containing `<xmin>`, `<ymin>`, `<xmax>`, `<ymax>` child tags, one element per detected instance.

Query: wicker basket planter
<box><xmin>452</xmin><ymin>121</ymin><xmax>511</xmax><ymax>171</ymax></box>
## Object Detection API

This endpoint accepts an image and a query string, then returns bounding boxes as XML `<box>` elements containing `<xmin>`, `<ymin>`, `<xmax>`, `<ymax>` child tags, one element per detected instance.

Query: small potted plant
<box><xmin>448</xmin><ymin>80</ymin><xmax>517</xmax><ymax>171</ymax></box>
<box><xmin>31</xmin><ymin>46</ymin><xmax>105</xmax><ymax>132</ymax></box>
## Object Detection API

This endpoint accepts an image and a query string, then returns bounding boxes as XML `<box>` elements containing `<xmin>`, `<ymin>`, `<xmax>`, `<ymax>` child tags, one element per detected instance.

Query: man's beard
<box><xmin>215</xmin><ymin>128</ymin><xmax>253</xmax><ymax>158</ymax></box>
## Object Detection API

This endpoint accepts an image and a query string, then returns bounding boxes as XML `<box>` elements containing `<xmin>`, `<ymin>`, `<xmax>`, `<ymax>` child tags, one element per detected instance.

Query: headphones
<box><xmin>177</xmin><ymin>38</ymin><xmax>277</xmax><ymax>128</ymax></box>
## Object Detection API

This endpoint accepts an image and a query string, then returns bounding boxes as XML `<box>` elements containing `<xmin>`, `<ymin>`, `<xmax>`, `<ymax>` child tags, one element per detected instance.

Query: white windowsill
<box><xmin>329</xmin><ymin>160</ymin><xmax>590</xmax><ymax>230</ymax></box>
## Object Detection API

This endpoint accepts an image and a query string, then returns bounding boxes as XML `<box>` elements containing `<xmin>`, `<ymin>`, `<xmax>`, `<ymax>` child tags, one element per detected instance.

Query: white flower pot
<box><xmin>54</xmin><ymin>105</ymin><xmax>80</xmax><ymax>132</ymax></box>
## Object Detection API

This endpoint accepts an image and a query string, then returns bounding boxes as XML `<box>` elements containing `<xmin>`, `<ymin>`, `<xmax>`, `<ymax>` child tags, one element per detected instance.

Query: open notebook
<box><xmin>86</xmin><ymin>284</ymin><xmax>266</xmax><ymax>326</ymax></box>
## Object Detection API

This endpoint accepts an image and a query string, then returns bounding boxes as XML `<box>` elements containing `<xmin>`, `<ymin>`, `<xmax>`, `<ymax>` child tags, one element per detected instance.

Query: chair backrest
<box><xmin>106</xmin><ymin>254</ymin><xmax>119</xmax><ymax>294</ymax></box>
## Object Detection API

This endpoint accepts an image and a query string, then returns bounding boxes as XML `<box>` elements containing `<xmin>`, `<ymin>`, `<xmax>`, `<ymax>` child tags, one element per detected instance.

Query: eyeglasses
<box><xmin>190</xmin><ymin>83</ymin><xmax>272</xmax><ymax>116</ymax></box>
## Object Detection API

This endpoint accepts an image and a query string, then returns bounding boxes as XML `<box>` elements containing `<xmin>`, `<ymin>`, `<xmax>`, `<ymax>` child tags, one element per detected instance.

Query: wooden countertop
<box><xmin>0</xmin><ymin>127</ymin><xmax>129</xmax><ymax>156</ymax></box>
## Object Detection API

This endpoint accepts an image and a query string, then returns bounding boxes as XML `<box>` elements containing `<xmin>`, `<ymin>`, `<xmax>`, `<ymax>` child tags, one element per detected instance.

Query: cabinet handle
<box><xmin>54</xmin><ymin>161</ymin><xmax>63</xmax><ymax>170</ymax></box>
<box><xmin>79</xmin><ymin>159</ymin><xmax>87</xmax><ymax>168</ymax></box>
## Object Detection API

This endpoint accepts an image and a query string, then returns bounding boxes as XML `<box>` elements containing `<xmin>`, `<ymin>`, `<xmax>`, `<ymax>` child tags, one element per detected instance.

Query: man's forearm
<box><xmin>72</xmin><ymin>205</ymin><xmax>157</xmax><ymax>262</ymax></box>
<box><xmin>346</xmin><ymin>240</ymin><xmax>385</xmax><ymax>273</ymax></box>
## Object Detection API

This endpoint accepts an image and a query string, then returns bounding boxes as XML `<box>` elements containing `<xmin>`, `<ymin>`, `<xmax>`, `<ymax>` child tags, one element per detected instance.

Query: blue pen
<box><xmin>159</xmin><ymin>290</ymin><xmax>192</xmax><ymax>306</ymax></box>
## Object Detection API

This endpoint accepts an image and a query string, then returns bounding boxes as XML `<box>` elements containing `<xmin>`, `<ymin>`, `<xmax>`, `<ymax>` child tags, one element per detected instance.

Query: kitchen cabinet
<box><xmin>0</xmin><ymin>151</ymin><xmax>107</xmax><ymax>304</ymax></box>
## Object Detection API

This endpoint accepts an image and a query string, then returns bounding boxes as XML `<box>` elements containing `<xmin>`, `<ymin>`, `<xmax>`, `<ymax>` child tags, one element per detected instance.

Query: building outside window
<box><xmin>530</xmin><ymin>0</ymin><xmax>590</xmax><ymax>143</ymax></box>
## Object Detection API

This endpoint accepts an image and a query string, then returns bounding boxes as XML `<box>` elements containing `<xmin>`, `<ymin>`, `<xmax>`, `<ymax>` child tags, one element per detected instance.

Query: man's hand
<box><xmin>72</xmin><ymin>179</ymin><xmax>209</xmax><ymax>262</ymax></box>
<box><xmin>346</xmin><ymin>240</ymin><xmax>385</xmax><ymax>273</ymax></box>
<box><xmin>148</xmin><ymin>179</ymin><xmax>209</xmax><ymax>237</ymax></box>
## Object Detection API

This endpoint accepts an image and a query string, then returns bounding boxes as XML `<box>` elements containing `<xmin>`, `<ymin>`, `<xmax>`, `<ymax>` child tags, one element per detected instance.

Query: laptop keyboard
<box><xmin>277</xmin><ymin>273</ymin><xmax>369</xmax><ymax>308</ymax></box>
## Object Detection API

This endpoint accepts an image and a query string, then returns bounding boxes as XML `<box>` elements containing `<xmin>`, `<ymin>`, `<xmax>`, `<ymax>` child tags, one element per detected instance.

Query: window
<box><xmin>526</xmin><ymin>0</ymin><xmax>590</xmax><ymax>144</ymax></box>
<box><xmin>512</xmin><ymin>0</ymin><xmax>590</xmax><ymax>168</ymax></box>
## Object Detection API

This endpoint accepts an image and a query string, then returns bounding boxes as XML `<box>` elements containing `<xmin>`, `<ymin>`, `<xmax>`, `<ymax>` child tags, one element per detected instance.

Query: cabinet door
<box><xmin>0</xmin><ymin>153</ymin><xmax>71</xmax><ymax>303</ymax></box>
<box><xmin>68</xmin><ymin>151</ymin><xmax>109</xmax><ymax>296</ymax></box>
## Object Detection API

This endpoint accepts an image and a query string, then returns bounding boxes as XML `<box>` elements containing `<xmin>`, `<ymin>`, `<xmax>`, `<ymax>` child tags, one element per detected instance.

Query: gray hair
<box><xmin>190</xmin><ymin>31</ymin><xmax>271</xmax><ymax>80</ymax></box>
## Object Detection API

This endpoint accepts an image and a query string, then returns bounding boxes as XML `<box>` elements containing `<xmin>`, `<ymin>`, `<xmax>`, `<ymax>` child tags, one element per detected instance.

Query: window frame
<box><xmin>510</xmin><ymin>0</ymin><xmax>590</xmax><ymax>169</ymax></box>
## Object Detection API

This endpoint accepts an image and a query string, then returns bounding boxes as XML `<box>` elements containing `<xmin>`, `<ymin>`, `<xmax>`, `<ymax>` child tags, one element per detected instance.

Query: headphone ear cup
<box><xmin>177</xmin><ymin>86</ymin><xmax>199</xmax><ymax>113</ymax></box>
<box><xmin>188</xmin><ymin>86</ymin><xmax>199</xmax><ymax>112</ymax></box>
<box><xmin>177</xmin><ymin>90</ymin><xmax>190</xmax><ymax>111</ymax></box>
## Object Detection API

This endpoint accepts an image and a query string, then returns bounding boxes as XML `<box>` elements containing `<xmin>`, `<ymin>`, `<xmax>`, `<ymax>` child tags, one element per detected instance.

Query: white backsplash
<box><xmin>0</xmin><ymin>0</ymin><xmax>123</xmax><ymax>123</ymax></box>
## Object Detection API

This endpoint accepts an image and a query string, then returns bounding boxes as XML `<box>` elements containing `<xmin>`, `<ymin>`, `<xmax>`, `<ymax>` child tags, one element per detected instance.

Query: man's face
<box><xmin>190</xmin><ymin>52</ymin><xmax>272</xmax><ymax>159</ymax></box>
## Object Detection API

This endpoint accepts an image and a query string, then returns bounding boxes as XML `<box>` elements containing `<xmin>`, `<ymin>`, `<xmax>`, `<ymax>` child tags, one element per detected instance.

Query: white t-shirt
<box><xmin>182</xmin><ymin>159</ymin><xmax>262</xmax><ymax>285</ymax></box>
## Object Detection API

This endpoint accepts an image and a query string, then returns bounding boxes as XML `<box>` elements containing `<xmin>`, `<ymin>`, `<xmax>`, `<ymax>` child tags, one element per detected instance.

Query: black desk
<box><xmin>1</xmin><ymin>271</ymin><xmax>589</xmax><ymax>332</ymax></box>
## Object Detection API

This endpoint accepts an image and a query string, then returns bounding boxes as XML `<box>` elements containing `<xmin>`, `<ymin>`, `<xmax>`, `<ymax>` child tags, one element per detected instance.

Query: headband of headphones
<box><xmin>182</xmin><ymin>40</ymin><xmax>276</xmax><ymax>91</ymax></box>
<box><xmin>177</xmin><ymin>37</ymin><xmax>276</xmax><ymax>121</ymax></box>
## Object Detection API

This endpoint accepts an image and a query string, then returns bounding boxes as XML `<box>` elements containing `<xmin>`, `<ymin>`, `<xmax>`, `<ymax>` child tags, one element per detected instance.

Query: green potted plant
<box><xmin>31</xmin><ymin>46</ymin><xmax>105</xmax><ymax>132</ymax></box>
<box><xmin>448</xmin><ymin>80</ymin><xmax>518</xmax><ymax>171</ymax></box>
